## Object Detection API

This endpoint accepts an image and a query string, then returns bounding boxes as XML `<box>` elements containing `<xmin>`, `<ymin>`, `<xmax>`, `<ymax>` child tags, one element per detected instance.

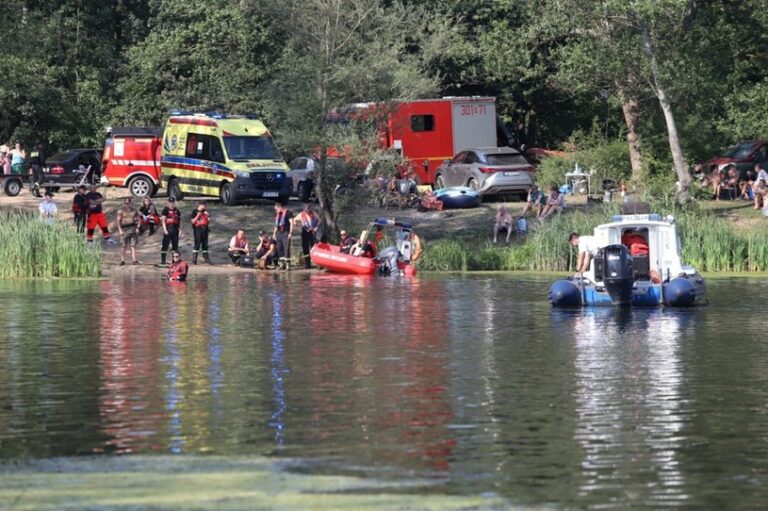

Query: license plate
<box><xmin>263</xmin><ymin>191</ymin><xmax>279</xmax><ymax>197</ymax></box>
<box><xmin>504</xmin><ymin>171</ymin><xmax>520</xmax><ymax>176</ymax></box>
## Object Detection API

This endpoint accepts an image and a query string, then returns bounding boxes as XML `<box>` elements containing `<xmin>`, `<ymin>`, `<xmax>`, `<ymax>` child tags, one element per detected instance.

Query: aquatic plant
<box><xmin>415</xmin><ymin>238</ymin><xmax>468</xmax><ymax>271</ymax></box>
<box><xmin>0</xmin><ymin>208</ymin><xmax>101</xmax><ymax>278</ymax></box>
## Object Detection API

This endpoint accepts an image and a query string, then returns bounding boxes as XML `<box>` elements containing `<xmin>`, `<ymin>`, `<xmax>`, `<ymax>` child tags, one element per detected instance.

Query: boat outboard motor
<box><xmin>601</xmin><ymin>244</ymin><xmax>634</xmax><ymax>306</ymax></box>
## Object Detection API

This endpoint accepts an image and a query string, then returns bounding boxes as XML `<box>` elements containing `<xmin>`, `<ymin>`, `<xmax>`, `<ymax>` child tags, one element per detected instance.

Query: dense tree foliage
<box><xmin>0</xmin><ymin>0</ymin><xmax>766</xmax><ymax>197</ymax></box>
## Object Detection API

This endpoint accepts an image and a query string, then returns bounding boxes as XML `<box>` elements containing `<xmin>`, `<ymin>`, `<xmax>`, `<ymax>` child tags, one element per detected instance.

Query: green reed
<box><xmin>0</xmin><ymin>208</ymin><xmax>101</xmax><ymax>278</ymax></box>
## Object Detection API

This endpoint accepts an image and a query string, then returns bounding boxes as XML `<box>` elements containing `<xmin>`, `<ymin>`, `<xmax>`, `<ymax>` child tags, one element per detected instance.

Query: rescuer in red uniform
<box><xmin>160</xmin><ymin>196</ymin><xmax>183</xmax><ymax>266</ymax></box>
<box><xmin>167</xmin><ymin>251</ymin><xmax>188</xmax><ymax>282</ymax></box>
<box><xmin>190</xmin><ymin>201</ymin><xmax>211</xmax><ymax>264</ymax></box>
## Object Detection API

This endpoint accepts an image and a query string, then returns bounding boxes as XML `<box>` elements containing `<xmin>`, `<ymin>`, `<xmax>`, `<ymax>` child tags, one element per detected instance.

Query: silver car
<box><xmin>434</xmin><ymin>147</ymin><xmax>535</xmax><ymax>199</ymax></box>
<box><xmin>287</xmin><ymin>156</ymin><xmax>318</xmax><ymax>202</ymax></box>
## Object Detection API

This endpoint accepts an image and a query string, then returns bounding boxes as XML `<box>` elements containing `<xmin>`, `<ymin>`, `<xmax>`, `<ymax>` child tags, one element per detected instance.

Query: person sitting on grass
<box><xmin>228</xmin><ymin>229</ymin><xmax>250</xmax><ymax>266</ymax></box>
<box><xmin>520</xmin><ymin>184</ymin><xmax>546</xmax><ymax>218</ymax></box>
<box><xmin>715</xmin><ymin>164</ymin><xmax>738</xmax><ymax>200</ymax></box>
<box><xmin>492</xmin><ymin>205</ymin><xmax>513</xmax><ymax>244</ymax></box>
<box><xmin>539</xmin><ymin>185</ymin><xmax>565</xmax><ymax>221</ymax></box>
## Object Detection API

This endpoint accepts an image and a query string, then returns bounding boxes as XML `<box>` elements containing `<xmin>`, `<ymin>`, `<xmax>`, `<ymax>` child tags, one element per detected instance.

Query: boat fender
<box><xmin>548</xmin><ymin>280</ymin><xmax>582</xmax><ymax>307</ymax></box>
<box><xmin>663</xmin><ymin>277</ymin><xmax>696</xmax><ymax>307</ymax></box>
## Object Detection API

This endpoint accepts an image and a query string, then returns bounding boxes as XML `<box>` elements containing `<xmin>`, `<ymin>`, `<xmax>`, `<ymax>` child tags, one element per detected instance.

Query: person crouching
<box><xmin>228</xmin><ymin>229</ymin><xmax>250</xmax><ymax>266</ymax></box>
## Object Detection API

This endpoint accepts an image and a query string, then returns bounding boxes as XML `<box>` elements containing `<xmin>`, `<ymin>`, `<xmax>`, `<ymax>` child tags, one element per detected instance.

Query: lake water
<box><xmin>1</xmin><ymin>273</ymin><xmax>767</xmax><ymax>508</ymax></box>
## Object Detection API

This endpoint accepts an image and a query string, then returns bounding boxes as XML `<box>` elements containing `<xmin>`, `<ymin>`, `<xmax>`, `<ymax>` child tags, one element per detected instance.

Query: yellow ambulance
<box><xmin>160</xmin><ymin>113</ymin><xmax>292</xmax><ymax>205</ymax></box>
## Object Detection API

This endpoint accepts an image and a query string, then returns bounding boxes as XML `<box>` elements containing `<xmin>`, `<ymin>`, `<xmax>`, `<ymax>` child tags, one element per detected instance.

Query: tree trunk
<box><xmin>640</xmin><ymin>25</ymin><xmax>691</xmax><ymax>202</ymax></box>
<box><xmin>619</xmin><ymin>92</ymin><xmax>643</xmax><ymax>180</ymax></box>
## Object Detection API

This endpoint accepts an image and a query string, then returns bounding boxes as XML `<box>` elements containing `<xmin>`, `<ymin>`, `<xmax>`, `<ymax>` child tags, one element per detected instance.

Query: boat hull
<box><xmin>549</xmin><ymin>274</ymin><xmax>706</xmax><ymax>307</ymax></box>
<box><xmin>310</xmin><ymin>243</ymin><xmax>377</xmax><ymax>275</ymax></box>
<box><xmin>434</xmin><ymin>187</ymin><xmax>480</xmax><ymax>209</ymax></box>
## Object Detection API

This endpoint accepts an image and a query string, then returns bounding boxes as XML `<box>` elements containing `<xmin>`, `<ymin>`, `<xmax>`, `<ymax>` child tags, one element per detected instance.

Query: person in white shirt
<box><xmin>38</xmin><ymin>191</ymin><xmax>58</xmax><ymax>224</ymax></box>
<box><xmin>568</xmin><ymin>231</ymin><xmax>598</xmax><ymax>276</ymax></box>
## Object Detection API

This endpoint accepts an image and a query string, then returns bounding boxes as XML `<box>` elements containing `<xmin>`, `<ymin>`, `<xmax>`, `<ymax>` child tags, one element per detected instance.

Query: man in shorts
<box><xmin>520</xmin><ymin>184</ymin><xmax>546</xmax><ymax>218</ymax></box>
<box><xmin>85</xmin><ymin>184</ymin><xmax>117</xmax><ymax>245</ymax></box>
<box><xmin>117</xmin><ymin>197</ymin><xmax>141</xmax><ymax>265</ymax></box>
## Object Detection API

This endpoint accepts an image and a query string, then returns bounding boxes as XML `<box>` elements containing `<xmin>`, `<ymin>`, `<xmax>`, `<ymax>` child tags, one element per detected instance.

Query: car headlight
<box><xmin>235</xmin><ymin>170</ymin><xmax>250</xmax><ymax>178</ymax></box>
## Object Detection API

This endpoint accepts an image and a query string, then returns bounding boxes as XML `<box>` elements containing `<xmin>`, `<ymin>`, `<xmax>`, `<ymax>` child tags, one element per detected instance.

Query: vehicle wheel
<box><xmin>297</xmin><ymin>181</ymin><xmax>310</xmax><ymax>203</ymax></box>
<box><xmin>220</xmin><ymin>182</ymin><xmax>237</xmax><ymax>205</ymax></box>
<box><xmin>434</xmin><ymin>174</ymin><xmax>445</xmax><ymax>190</ymax></box>
<box><xmin>467</xmin><ymin>179</ymin><xmax>478</xmax><ymax>192</ymax></box>
<box><xmin>4</xmin><ymin>178</ymin><xmax>21</xmax><ymax>197</ymax></box>
<box><xmin>168</xmin><ymin>178</ymin><xmax>184</xmax><ymax>201</ymax></box>
<box><xmin>129</xmin><ymin>175</ymin><xmax>155</xmax><ymax>198</ymax></box>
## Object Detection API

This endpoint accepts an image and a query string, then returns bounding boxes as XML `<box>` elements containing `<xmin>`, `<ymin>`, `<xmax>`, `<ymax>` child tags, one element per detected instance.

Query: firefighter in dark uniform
<box><xmin>190</xmin><ymin>201</ymin><xmax>211</xmax><ymax>264</ymax></box>
<box><xmin>29</xmin><ymin>144</ymin><xmax>44</xmax><ymax>189</ymax></box>
<box><xmin>160</xmin><ymin>196</ymin><xmax>183</xmax><ymax>266</ymax></box>
<box><xmin>296</xmin><ymin>202</ymin><xmax>319</xmax><ymax>269</ymax></box>
<box><xmin>273</xmin><ymin>201</ymin><xmax>294</xmax><ymax>270</ymax></box>
<box><xmin>72</xmin><ymin>185</ymin><xmax>87</xmax><ymax>233</ymax></box>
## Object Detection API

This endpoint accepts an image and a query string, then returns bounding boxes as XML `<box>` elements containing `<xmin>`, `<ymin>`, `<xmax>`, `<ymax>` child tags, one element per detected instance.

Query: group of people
<box><xmin>696</xmin><ymin>162</ymin><xmax>768</xmax><ymax>209</ymax></box>
<box><xmin>492</xmin><ymin>184</ymin><xmax>566</xmax><ymax>243</ymax></box>
<box><xmin>1</xmin><ymin>143</ymin><xmax>28</xmax><ymax>175</ymax></box>
<box><xmin>227</xmin><ymin>201</ymin><xmax>321</xmax><ymax>270</ymax></box>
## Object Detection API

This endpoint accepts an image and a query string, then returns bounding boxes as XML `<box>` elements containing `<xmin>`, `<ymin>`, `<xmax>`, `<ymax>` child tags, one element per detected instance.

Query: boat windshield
<box><xmin>223</xmin><ymin>136</ymin><xmax>282</xmax><ymax>161</ymax></box>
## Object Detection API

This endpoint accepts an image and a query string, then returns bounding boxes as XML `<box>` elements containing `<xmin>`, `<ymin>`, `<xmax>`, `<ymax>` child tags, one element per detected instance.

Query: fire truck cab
<box><xmin>101</xmin><ymin>127</ymin><xmax>163</xmax><ymax>198</ymax></box>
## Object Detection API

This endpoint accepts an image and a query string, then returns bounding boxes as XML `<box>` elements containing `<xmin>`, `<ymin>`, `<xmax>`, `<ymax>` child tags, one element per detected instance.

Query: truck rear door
<box><xmin>451</xmin><ymin>98</ymin><xmax>496</xmax><ymax>153</ymax></box>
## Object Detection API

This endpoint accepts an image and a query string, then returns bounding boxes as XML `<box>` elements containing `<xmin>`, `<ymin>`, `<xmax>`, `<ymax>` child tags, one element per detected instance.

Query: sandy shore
<box><xmin>2</xmin><ymin>185</ymin><xmax>529</xmax><ymax>277</ymax></box>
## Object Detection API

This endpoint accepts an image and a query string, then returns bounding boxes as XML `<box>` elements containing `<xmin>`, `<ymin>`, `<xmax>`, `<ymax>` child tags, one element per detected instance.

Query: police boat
<box><xmin>549</xmin><ymin>212</ymin><xmax>707</xmax><ymax>307</ymax></box>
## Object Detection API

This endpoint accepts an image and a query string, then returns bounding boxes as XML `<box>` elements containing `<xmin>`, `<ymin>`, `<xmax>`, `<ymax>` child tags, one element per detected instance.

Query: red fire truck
<box><xmin>331</xmin><ymin>96</ymin><xmax>499</xmax><ymax>185</ymax></box>
<box><xmin>100</xmin><ymin>127</ymin><xmax>163</xmax><ymax>198</ymax></box>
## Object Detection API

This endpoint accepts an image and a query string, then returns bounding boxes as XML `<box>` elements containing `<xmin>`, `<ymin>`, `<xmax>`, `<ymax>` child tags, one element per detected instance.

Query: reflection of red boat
<box><xmin>310</xmin><ymin>243</ymin><xmax>378</xmax><ymax>275</ymax></box>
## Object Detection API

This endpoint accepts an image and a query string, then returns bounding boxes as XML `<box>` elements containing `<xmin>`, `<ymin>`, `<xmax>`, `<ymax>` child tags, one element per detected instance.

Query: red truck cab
<box><xmin>101</xmin><ymin>127</ymin><xmax>162</xmax><ymax>198</ymax></box>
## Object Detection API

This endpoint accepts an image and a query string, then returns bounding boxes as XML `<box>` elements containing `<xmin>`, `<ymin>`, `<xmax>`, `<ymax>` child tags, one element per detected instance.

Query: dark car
<box><xmin>434</xmin><ymin>147</ymin><xmax>535</xmax><ymax>199</ymax></box>
<box><xmin>703</xmin><ymin>141</ymin><xmax>768</xmax><ymax>178</ymax></box>
<box><xmin>36</xmin><ymin>149</ymin><xmax>102</xmax><ymax>194</ymax></box>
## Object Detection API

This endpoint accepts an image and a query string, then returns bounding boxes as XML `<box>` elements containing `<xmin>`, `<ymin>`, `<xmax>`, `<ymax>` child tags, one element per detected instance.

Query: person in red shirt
<box><xmin>167</xmin><ymin>251</ymin><xmax>188</xmax><ymax>282</ymax></box>
<box><xmin>190</xmin><ymin>201</ymin><xmax>211</xmax><ymax>264</ymax></box>
<box><xmin>160</xmin><ymin>197</ymin><xmax>183</xmax><ymax>266</ymax></box>
<box><xmin>228</xmin><ymin>229</ymin><xmax>250</xmax><ymax>266</ymax></box>
<box><xmin>621</xmin><ymin>228</ymin><xmax>649</xmax><ymax>256</ymax></box>
<box><xmin>254</xmin><ymin>230</ymin><xmax>278</xmax><ymax>269</ymax></box>
<box><xmin>296</xmin><ymin>203</ymin><xmax>319</xmax><ymax>269</ymax></box>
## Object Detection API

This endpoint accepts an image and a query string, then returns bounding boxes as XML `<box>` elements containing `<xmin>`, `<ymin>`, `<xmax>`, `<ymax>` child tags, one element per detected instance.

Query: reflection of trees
<box><xmin>0</xmin><ymin>280</ymin><xmax>102</xmax><ymax>458</ymax></box>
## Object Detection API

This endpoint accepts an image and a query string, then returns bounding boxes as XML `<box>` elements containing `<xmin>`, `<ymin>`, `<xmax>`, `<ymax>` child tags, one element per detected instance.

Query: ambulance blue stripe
<box><xmin>161</xmin><ymin>155</ymin><xmax>233</xmax><ymax>174</ymax></box>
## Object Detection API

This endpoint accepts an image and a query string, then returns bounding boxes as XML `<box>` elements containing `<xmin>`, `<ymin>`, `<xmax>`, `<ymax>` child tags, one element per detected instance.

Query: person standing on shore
<box><xmin>273</xmin><ymin>201</ymin><xmax>294</xmax><ymax>269</ymax></box>
<box><xmin>29</xmin><ymin>144</ymin><xmax>44</xmax><ymax>186</ymax></box>
<box><xmin>117</xmin><ymin>197</ymin><xmax>141</xmax><ymax>266</ymax></box>
<box><xmin>85</xmin><ymin>185</ymin><xmax>117</xmax><ymax>245</ymax></box>
<box><xmin>160</xmin><ymin>196</ymin><xmax>182</xmax><ymax>266</ymax></box>
<box><xmin>296</xmin><ymin>202</ymin><xmax>319</xmax><ymax>269</ymax></box>
<box><xmin>38</xmin><ymin>191</ymin><xmax>57</xmax><ymax>224</ymax></box>
<box><xmin>190</xmin><ymin>201</ymin><xmax>211</xmax><ymax>265</ymax></box>
<box><xmin>72</xmin><ymin>185</ymin><xmax>87</xmax><ymax>233</ymax></box>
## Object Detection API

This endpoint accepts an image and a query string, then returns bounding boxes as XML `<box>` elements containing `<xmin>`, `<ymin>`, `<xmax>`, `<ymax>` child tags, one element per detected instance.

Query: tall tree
<box><xmin>261</xmin><ymin>0</ymin><xmax>450</xmax><ymax>231</ymax></box>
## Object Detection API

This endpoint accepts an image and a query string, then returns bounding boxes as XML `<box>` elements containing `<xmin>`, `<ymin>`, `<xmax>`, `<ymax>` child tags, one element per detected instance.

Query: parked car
<box><xmin>434</xmin><ymin>147</ymin><xmax>535</xmax><ymax>199</ymax></box>
<box><xmin>287</xmin><ymin>156</ymin><xmax>318</xmax><ymax>202</ymax></box>
<box><xmin>704</xmin><ymin>140</ymin><xmax>768</xmax><ymax>178</ymax></box>
<box><xmin>36</xmin><ymin>149</ymin><xmax>102</xmax><ymax>195</ymax></box>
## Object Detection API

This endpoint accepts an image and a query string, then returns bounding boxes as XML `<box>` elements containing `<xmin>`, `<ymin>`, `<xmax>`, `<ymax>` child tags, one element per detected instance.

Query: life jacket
<box><xmin>164</xmin><ymin>207</ymin><xmax>181</xmax><ymax>226</ymax></box>
<box><xmin>192</xmin><ymin>210</ymin><xmax>209</xmax><ymax>228</ymax></box>
<box><xmin>168</xmin><ymin>261</ymin><xmax>188</xmax><ymax>281</ymax></box>
<box><xmin>275</xmin><ymin>208</ymin><xmax>291</xmax><ymax>232</ymax></box>
<box><xmin>299</xmin><ymin>211</ymin><xmax>317</xmax><ymax>230</ymax></box>
<box><xmin>233</xmin><ymin>236</ymin><xmax>248</xmax><ymax>249</ymax></box>
<box><xmin>140</xmin><ymin>205</ymin><xmax>159</xmax><ymax>225</ymax></box>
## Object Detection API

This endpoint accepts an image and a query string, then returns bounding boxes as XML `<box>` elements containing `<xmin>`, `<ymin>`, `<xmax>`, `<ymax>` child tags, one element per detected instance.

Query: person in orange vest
<box><xmin>296</xmin><ymin>203</ymin><xmax>319</xmax><ymax>269</ymax></box>
<box><xmin>160</xmin><ymin>196</ymin><xmax>183</xmax><ymax>266</ymax></box>
<box><xmin>228</xmin><ymin>229</ymin><xmax>250</xmax><ymax>266</ymax></box>
<box><xmin>167</xmin><ymin>251</ymin><xmax>188</xmax><ymax>282</ymax></box>
<box><xmin>190</xmin><ymin>201</ymin><xmax>211</xmax><ymax>265</ymax></box>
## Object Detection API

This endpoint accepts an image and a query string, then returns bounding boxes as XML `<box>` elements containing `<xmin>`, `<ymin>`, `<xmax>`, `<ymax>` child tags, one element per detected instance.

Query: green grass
<box><xmin>0</xmin><ymin>208</ymin><xmax>101</xmax><ymax>278</ymax></box>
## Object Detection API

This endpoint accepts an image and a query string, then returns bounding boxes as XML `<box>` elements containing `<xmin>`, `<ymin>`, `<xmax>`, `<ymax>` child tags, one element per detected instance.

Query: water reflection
<box><xmin>567</xmin><ymin>308</ymin><xmax>692</xmax><ymax>506</ymax></box>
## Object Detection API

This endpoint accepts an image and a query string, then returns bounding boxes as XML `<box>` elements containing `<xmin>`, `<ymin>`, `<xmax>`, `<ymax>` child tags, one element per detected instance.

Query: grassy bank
<box><xmin>0</xmin><ymin>209</ymin><xmax>101</xmax><ymax>278</ymax></box>
<box><xmin>416</xmin><ymin>200</ymin><xmax>768</xmax><ymax>273</ymax></box>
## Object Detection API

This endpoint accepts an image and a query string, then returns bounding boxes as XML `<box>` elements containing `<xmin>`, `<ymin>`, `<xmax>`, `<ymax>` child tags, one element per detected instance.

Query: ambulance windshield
<box><xmin>223</xmin><ymin>135</ymin><xmax>281</xmax><ymax>161</ymax></box>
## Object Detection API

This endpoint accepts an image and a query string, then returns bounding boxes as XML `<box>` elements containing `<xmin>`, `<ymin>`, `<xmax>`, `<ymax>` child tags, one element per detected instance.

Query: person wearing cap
<box><xmin>254</xmin><ymin>230</ymin><xmax>278</xmax><ymax>269</ymax></box>
<box><xmin>38</xmin><ymin>191</ymin><xmax>57</xmax><ymax>224</ymax></box>
<box><xmin>167</xmin><ymin>251</ymin><xmax>188</xmax><ymax>282</ymax></box>
<box><xmin>520</xmin><ymin>184</ymin><xmax>546</xmax><ymax>218</ymax></box>
<box><xmin>117</xmin><ymin>197</ymin><xmax>141</xmax><ymax>266</ymax></box>
<box><xmin>72</xmin><ymin>185</ymin><xmax>87</xmax><ymax>232</ymax></box>
<box><xmin>85</xmin><ymin>184</ymin><xmax>117</xmax><ymax>245</ymax></box>
<box><xmin>339</xmin><ymin>230</ymin><xmax>357</xmax><ymax>254</ymax></box>
<box><xmin>492</xmin><ymin>205</ymin><xmax>513</xmax><ymax>244</ymax></box>
<box><xmin>190</xmin><ymin>201</ymin><xmax>212</xmax><ymax>264</ymax></box>
<box><xmin>228</xmin><ymin>228</ymin><xmax>250</xmax><ymax>266</ymax></box>
<box><xmin>295</xmin><ymin>203</ymin><xmax>319</xmax><ymax>269</ymax></box>
<box><xmin>160</xmin><ymin>196</ymin><xmax>183</xmax><ymax>266</ymax></box>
